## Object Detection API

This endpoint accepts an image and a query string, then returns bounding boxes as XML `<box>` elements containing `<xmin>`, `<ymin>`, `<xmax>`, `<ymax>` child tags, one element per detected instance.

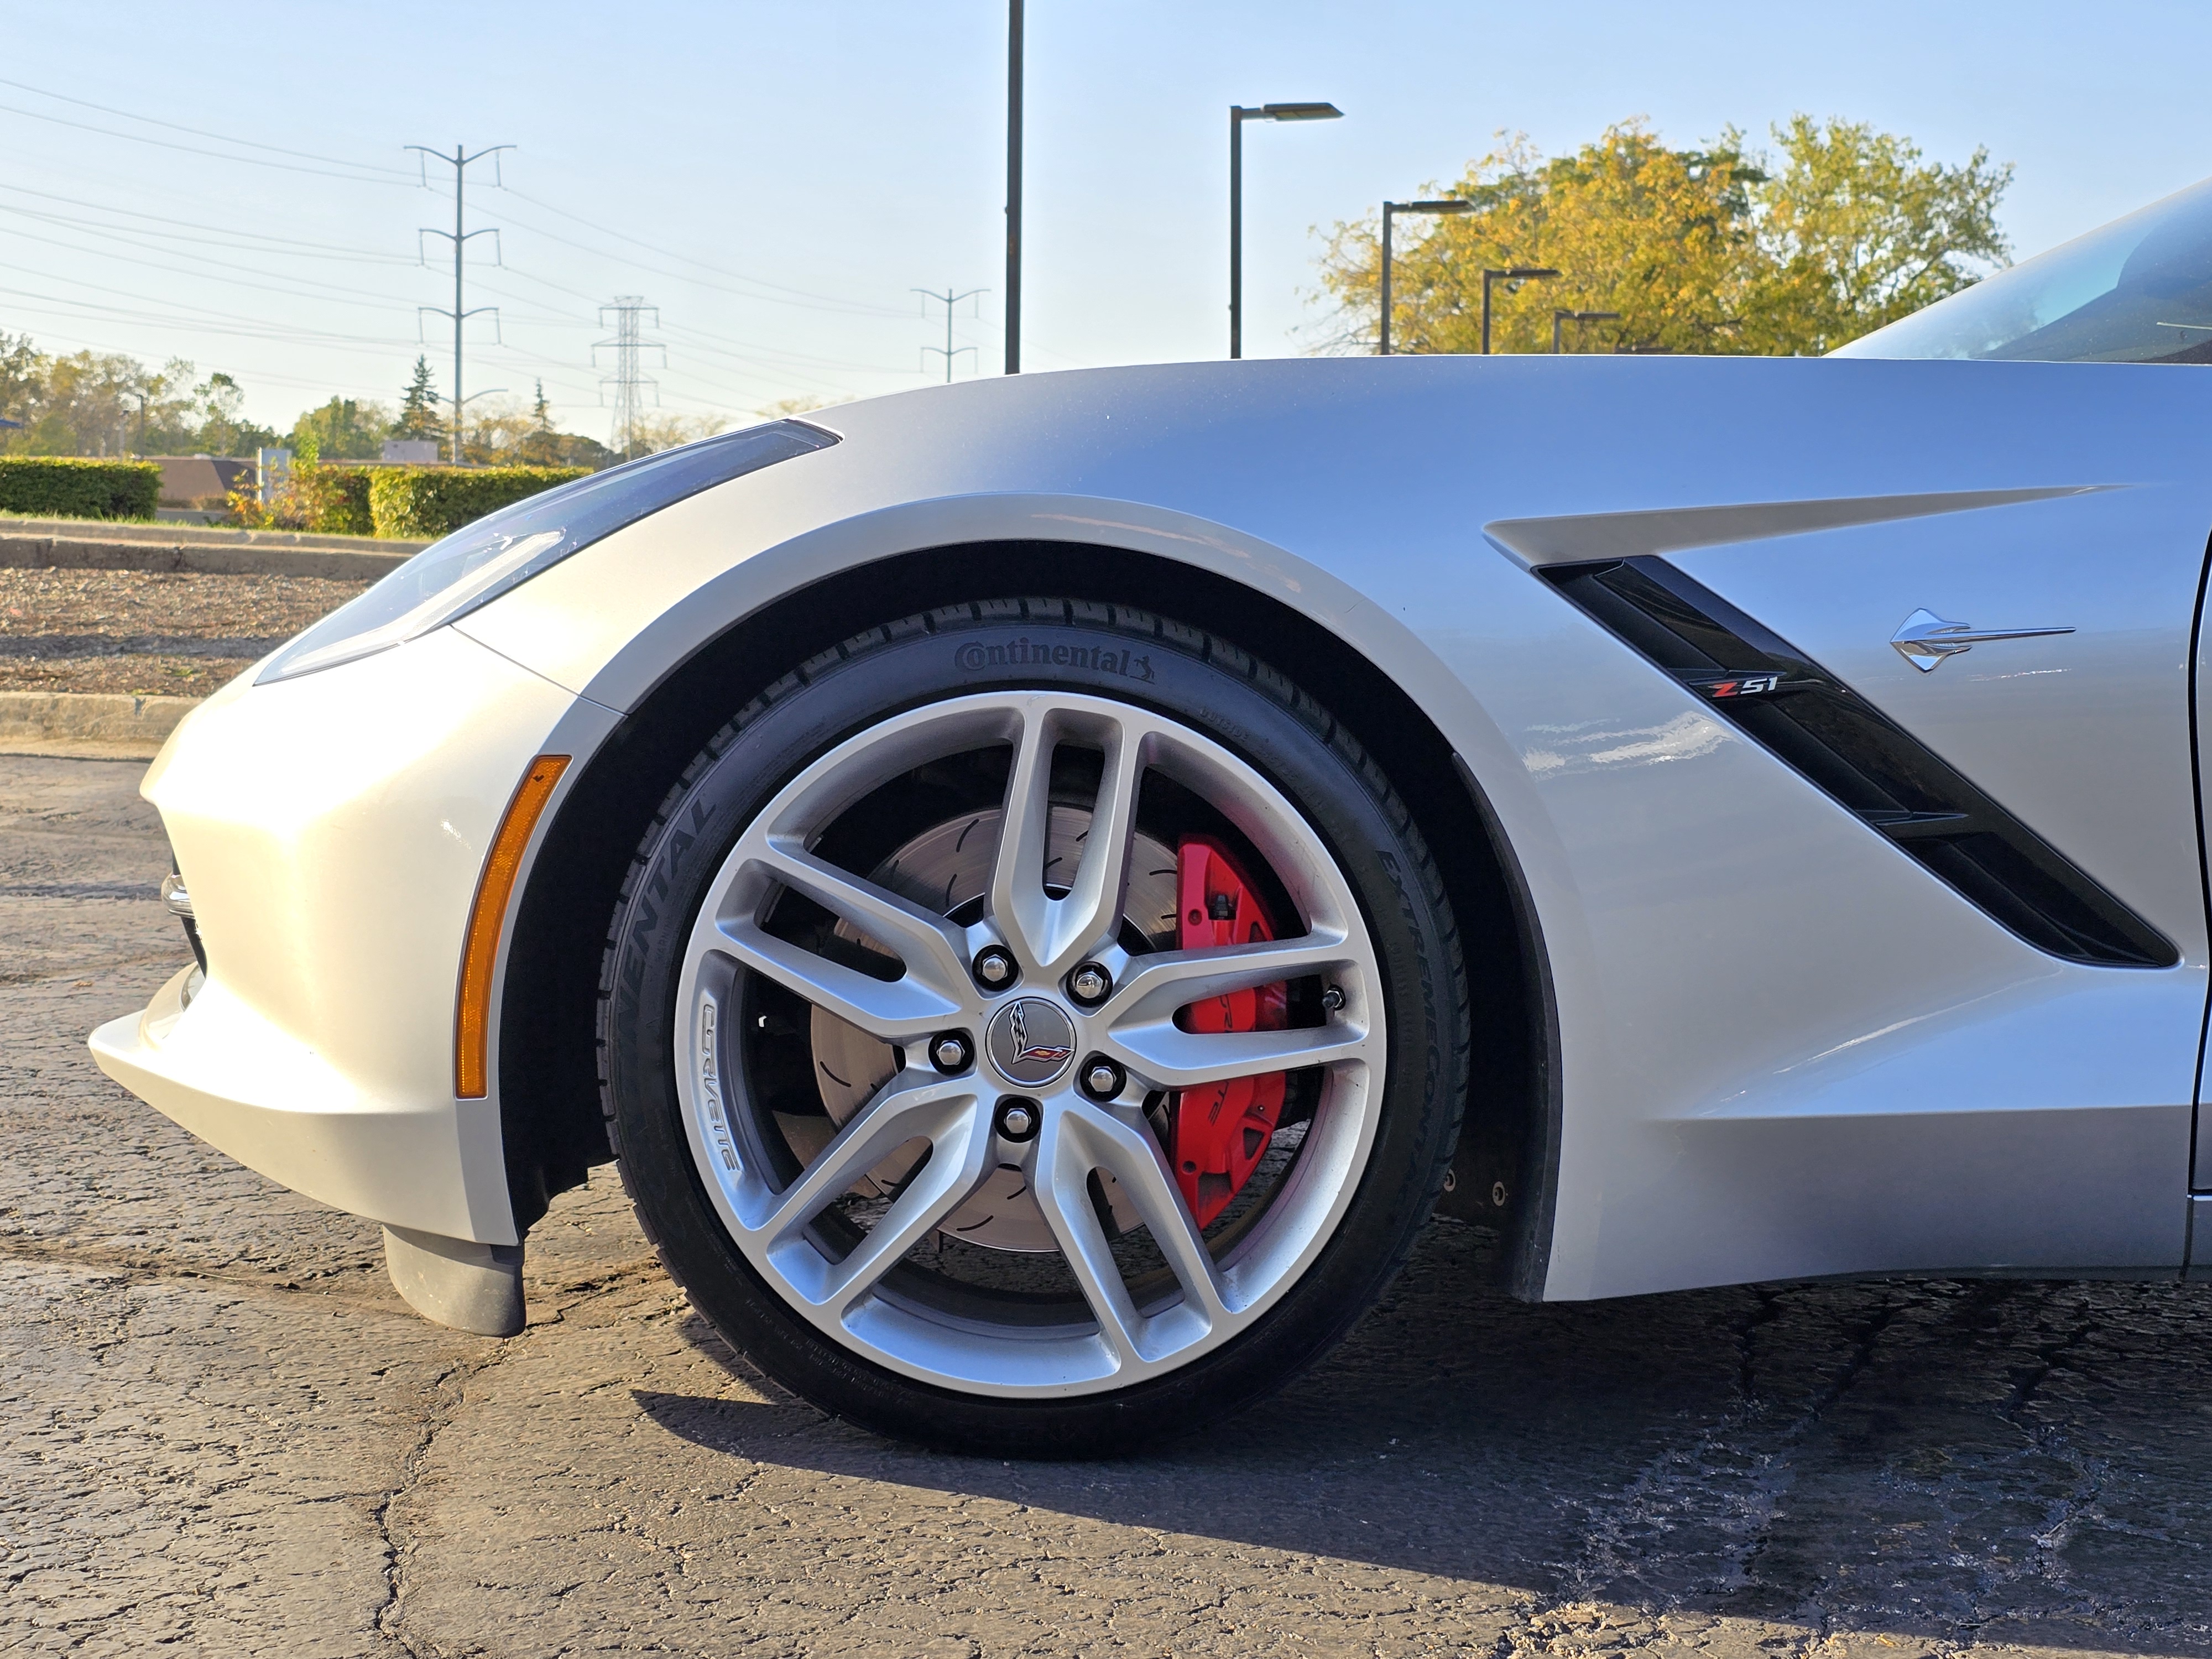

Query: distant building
<box><xmin>149</xmin><ymin>456</ymin><xmax>255</xmax><ymax>509</ymax></box>
<box><xmin>382</xmin><ymin>439</ymin><xmax>442</xmax><ymax>465</ymax></box>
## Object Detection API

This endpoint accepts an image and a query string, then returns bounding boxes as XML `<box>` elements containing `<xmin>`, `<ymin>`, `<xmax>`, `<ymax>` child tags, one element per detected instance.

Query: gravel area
<box><xmin>0</xmin><ymin>567</ymin><xmax>373</xmax><ymax>696</ymax></box>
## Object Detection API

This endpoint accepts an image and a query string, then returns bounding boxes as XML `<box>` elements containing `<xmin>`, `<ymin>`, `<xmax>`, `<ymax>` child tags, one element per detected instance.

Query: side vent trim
<box><xmin>1542</xmin><ymin>557</ymin><xmax>2178</xmax><ymax>969</ymax></box>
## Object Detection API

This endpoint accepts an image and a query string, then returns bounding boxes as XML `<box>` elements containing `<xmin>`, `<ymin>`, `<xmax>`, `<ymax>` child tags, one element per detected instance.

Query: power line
<box><xmin>479</xmin><ymin>263</ymin><xmax>895</xmax><ymax>380</ymax></box>
<box><xmin>0</xmin><ymin>219</ymin><xmax>420</xmax><ymax>314</ymax></box>
<box><xmin>495</xmin><ymin>184</ymin><xmax>909</xmax><ymax>317</ymax></box>
<box><xmin>0</xmin><ymin>283</ymin><xmax>421</xmax><ymax>356</ymax></box>
<box><xmin>409</xmin><ymin>143</ymin><xmax>511</xmax><ymax>463</ymax></box>
<box><xmin>594</xmin><ymin>297</ymin><xmax>664</xmax><ymax>461</ymax></box>
<box><xmin>0</xmin><ymin>99</ymin><xmax>414</xmax><ymax>186</ymax></box>
<box><xmin>0</xmin><ymin>258</ymin><xmax>417</xmax><ymax>345</ymax></box>
<box><xmin>0</xmin><ymin>184</ymin><xmax>416</xmax><ymax>262</ymax></box>
<box><xmin>0</xmin><ymin>77</ymin><xmax>416</xmax><ymax>178</ymax></box>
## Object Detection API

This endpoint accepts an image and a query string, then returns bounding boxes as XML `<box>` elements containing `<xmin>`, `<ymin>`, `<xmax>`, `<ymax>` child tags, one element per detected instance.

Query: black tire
<box><xmin>598</xmin><ymin>597</ymin><xmax>1468</xmax><ymax>1457</ymax></box>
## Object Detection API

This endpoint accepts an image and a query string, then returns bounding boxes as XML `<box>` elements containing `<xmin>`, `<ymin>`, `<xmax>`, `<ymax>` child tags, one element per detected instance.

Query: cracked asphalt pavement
<box><xmin>7</xmin><ymin>751</ymin><xmax>2212</xmax><ymax>1657</ymax></box>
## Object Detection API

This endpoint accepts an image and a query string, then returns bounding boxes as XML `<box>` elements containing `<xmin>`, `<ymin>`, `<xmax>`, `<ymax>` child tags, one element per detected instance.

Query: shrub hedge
<box><xmin>368</xmin><ymin>465</ymin><xmax>589</xmax><ymax>540</ymax></box>
<box><xmin>0</xmin><ymin>457</ymin><xmax>161</xmax><ymax>520</ymax></box>
<box><xmin>300</xmin><ymin>466</ymin><xmax>374</xmax><ymax>536</ymax></box>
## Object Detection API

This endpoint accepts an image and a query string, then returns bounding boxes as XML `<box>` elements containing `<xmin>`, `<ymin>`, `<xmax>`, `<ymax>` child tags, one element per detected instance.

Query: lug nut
<box><xmin>1079</xmin><ymin>1056</ymin><xmax>1124</xmax><ymax>1100</ymax></box>
<box><xmin>973</xmin><ymin>946</ymin><xmax>1018</xmax><ymax>990</ymax></box>
<box><xmin>1067</xmin><ymin>962</ymin><xmax>1112</xmax><ymax>1005</ymax></box>
<box><xmin>996</xmin><ymin>1098</ymin><xmax>1041</xmax><ymax>1141</ymax></box>
<box><xmin>930</xmin><ymin>1032</ymin><xmax>972</xmax><ymax>1074</ymax></box>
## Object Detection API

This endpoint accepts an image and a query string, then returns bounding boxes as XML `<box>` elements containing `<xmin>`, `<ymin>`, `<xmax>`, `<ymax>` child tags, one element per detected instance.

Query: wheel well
<box><xmin>497</xmin><ymin>539</ymin><xmax>1554</xmax><ymax>1291</ymax></box>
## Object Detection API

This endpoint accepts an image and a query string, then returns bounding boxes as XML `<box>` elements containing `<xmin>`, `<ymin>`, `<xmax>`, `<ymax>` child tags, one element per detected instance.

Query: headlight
<box><xmin>258</xmin><ymin>419</ymin><xmax>838</xmax><ymax>684</ymax></box>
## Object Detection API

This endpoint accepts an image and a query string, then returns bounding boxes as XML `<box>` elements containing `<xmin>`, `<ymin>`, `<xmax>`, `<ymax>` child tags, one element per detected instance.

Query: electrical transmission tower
<box><xmin>915</xmin><ymin>286</ymin><xmax>987</xmax><ymax>382</ymax></box>
<box><xmin>408</xmin><ymin>142</ymin><xmax>512</xmax><ymax>464</ymax></box>
<box><xmin>593</xmin><ymin>298</ymin><xmax>666</xmax><ymax>461</ymax></box>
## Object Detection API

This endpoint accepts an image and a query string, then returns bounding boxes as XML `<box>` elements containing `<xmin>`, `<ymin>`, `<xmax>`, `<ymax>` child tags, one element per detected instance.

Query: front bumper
<box><xmin>87</xmin><ymin>625</ymin><xmax>616</xmax><ymax>1244</ymax></box>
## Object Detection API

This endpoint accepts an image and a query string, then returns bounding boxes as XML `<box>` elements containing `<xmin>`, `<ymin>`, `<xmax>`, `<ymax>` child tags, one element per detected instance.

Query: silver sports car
<box><xmin>92</xmin><ymin>175</ymin><xmax>2212</xmax><ymax>1455</ymax></box>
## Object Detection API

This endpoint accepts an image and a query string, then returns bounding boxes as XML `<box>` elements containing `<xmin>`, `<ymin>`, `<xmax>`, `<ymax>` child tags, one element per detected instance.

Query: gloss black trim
<box><xmin>1543</xmin><ymin>556</ymin><xmax>2179</xmax><ymax>970</ymax></box>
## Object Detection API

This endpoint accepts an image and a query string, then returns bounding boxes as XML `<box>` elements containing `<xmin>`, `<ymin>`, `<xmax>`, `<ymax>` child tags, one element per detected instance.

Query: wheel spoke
<box><xmin>987</xmin><ymin>703</ymin><xmax>1150</xmax><ymax>977</ymax></box>
<box><xmin>1030</xmin><ymin>1106</ymin><xmax>1148</xmax><ymax>1369</ymax></box>
<box><xmin>755</xmin><ymin>837</ymin><xmax>974</xmax><ymax>1004</ymax></box>
<box><xmin>1069</xmin><ymin>1100</ymin><xmax>1230</xmax><ymax>1327</ymax></box>
<box><xmin>815</xmin><ymin>1102</ymin><xmax>995</xmax><ymax>1314</ymax></box>
<box><xmin>762</xmin><ymin>1071</ymin><xmax>973</xmax><ymax>1234</ymax></box>
<box><xmin>1103</xmin><ymin>1022</ymin><xmax>1373</xmax><ymax>1092</ymax></box>
<box><xmin>1052</xmin><ymin>721</ymin><xmax>1146</xmax><ymax>972</ymax></box>
<box><xmin>758</xmin><ymin>1073</ymin><xmax>992</xmax><ymax>1311</ymax></box>
<box><xmin>1103</xmin><ymin>932</ymin><xmax>1355</xmax><ymax>1026</ymax></box>
<box><xmin>987</xmin><ymin>703</ymin><xmax>1056</xmax><ymax>963</ymax></box>
<box><xmin>713</xmin><ymin>919</ymin><xmax>961</xmax><ymax>1042</ymax></box>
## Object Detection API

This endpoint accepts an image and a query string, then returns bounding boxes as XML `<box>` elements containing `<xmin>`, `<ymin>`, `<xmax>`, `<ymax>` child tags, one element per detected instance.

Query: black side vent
<box><xmin>1543</xmin><ymin>556</ymin><xmax>2178</xmax><ymax>969</ymax></box>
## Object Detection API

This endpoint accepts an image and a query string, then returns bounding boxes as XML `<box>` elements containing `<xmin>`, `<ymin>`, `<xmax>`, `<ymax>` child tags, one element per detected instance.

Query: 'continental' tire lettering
<box><xmin>953</xmin><ymin>638</ymin><xmax>1157</xmax><ymax>684</ymax></box>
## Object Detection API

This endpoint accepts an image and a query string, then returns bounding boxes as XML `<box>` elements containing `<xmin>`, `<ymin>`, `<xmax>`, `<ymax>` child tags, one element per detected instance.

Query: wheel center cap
<box><xmin>985</xmin><ymin>997</ymin><xmax>1077</xmax><ymax>1088</ymax></box>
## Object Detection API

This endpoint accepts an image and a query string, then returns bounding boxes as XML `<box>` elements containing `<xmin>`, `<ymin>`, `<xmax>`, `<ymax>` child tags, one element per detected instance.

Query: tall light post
<box><xmin>1481</xmin><ymin>267</ymin><xmax>1558</xmax><ymax>354</ymax></box>
<box><xmin>1005</xmin><ymin>0</ymin><xmax>1022</xmax><ymax>374</ymax></box>
<box><xmin>1379</xmin><ymin>199</ymin><xmax>1473</xmax><ymax>356</ymax></box>
<box><xmin>1552</xmin><ymin>309</ymin><xmax>1621</xmax><ymax>353</ymax></box>
<box><xmin>1229</xmin><ymin>101</ymin><xmax>1342</xmax><ymax>359</ymax></box>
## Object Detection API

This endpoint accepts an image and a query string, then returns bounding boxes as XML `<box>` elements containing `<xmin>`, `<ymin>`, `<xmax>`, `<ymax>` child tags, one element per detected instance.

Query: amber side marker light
<box><xmin>456</xmin><ymin>754</ymin><xmax>570</xmax><ymax>1098</ymax></box>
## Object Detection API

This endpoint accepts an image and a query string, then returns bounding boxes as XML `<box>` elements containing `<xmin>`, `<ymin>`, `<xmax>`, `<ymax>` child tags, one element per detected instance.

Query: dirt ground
<box><xmin>0</xmin><ymin>568</ymin><xmax>372</xmax><ymax>696</ymax></box>
<box><xmin>9</xmin><ymin>751</ymin><xmax>2212</xmax><ymax>1658</ymax></box>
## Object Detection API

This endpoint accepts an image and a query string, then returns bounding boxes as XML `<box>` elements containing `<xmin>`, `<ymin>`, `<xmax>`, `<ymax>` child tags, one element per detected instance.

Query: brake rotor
<box><xmin>799</xmin><ymin>804</ymin><xmax>1180</xmax><ymax>1253</ymax></box>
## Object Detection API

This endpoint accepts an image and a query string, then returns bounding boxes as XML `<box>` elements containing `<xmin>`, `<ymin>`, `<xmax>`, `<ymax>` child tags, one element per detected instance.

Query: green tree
<box><xmin>1317</xmin><ymin>116</ymin><xmax>2010</xmax><ymax>357</ymax></box>
<box><xmin>189</xmin><ymin>371</ymin><xmax>276</xmax><ymax>457</ymax></box>
<box><xmin>515</xmin><ymin>379</ymin><xmax>560</xmax><ymax>465</ymax></box>
<box><xmin>1741</xmin><ymin>116</ymin><xmax>2012</xmax><ymax>354</ymax></box>
<box><xmin>0</xmin><ymin>332</ymin><xmax>41</xmax><ymax>430</ymax></box>
<box><xmin>396</xmin><ymin>356</ymin><xmax>441</xmax><ymax>440</ymax></box>
<box><xmin>1</xmin><ymin>347</ymin><xmax>234</xmax><ymax>458</ymax></box>
<box><xmin>290</xmin><ymin>397</ymin><xmax>395</xmax><ymax>461</ymax></box>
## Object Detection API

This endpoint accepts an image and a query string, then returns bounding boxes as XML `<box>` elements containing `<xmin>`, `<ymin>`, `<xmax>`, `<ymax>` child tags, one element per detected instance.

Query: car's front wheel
<box><xmin>599</xmin><ymin>597</ymin><xmax>1467</xmax><ymax>1456</ymax></box>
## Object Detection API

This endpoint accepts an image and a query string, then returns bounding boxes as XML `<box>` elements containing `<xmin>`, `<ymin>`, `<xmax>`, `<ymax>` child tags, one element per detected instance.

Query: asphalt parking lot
<box><xmin>8</xmin><ymin>750</ymin><xmax>2212</xmax><ymax>1658</ymax></box>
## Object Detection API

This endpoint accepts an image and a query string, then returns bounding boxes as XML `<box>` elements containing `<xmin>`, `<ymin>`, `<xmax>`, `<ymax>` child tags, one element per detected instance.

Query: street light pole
<box><xmin>1005</xmin><ymin>0</ymin><xmax>1022</xmax><ymax>375</ymax></box>
<box><xmin>1228</xmin><ymin>101</ymin><xmax>1342</xmax><ymax>359</ymax></box>
<box><xmin>1552</xmin><ymin>309</ymin><xmax>1621</xmax><ymax>353</ymax></box>
<box><xmin>1379</xmin><ymin>199</ymin><xmax>1473</xmax><ymax>355</ymax></box>
<box><xmin>1481</xmin><ymin>267</ymin><xmax>1560</xmax><ymax>354</ymax></box>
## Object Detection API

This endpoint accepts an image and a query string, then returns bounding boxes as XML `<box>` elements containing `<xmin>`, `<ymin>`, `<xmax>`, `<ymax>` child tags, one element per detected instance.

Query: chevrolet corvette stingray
<box><xmin>92</xmin><ymin>174</ymin><xmax>2212</xmax><ymax>1454</ymax></box>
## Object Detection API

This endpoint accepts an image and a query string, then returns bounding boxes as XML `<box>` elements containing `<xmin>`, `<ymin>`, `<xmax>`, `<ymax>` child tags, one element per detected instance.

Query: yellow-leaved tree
<box><xmin>1317</xmin><ymin>117</ymin><xmax>2012</xmax><ymax>356</ymax></box>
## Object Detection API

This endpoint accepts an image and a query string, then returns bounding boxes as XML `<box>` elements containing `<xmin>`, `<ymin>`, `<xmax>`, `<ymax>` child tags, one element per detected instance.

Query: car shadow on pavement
<box><xmin>635</xmin><ymin>1218</ymin><xmax>2212</xmax><ymax>1650</ymax></box>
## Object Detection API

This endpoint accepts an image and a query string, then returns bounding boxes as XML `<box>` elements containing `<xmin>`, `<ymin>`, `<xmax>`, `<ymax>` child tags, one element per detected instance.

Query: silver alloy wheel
<box><xmin>671</xmin><ymin>691</ymin><xmax>1385</xmax><ymax>1397</ymax></box>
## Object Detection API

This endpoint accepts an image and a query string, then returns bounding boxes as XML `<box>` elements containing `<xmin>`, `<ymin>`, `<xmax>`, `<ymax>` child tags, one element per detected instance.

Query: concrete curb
<box><xmin>0</xmin><ymin>691</ymin><xmax>202</xmax><ymax>760</ymax></box>
<box><xmin>0</xmin><ymin>514</ymin><xmax>424</xmax><ymax>581</ymax></box>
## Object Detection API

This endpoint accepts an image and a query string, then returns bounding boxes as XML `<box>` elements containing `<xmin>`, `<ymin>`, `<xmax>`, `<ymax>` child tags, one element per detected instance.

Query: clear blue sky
<box><xmin>5</xmin><ymin>1</ymin><xmax>2206</xmax><ymax>442</ymax></box>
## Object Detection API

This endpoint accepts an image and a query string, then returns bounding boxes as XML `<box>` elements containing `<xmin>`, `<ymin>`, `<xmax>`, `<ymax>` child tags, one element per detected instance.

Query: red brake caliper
<box><xmin>1170</xmin><ymin>836</ymin><xmax>1289</xmax><ymax>1228</ymax></box>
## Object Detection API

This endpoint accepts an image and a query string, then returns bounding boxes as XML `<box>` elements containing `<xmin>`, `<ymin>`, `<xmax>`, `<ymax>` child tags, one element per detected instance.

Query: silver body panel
<box><xmin>97</xmin><ymin>354</ymin><xmax>2212</xmax><ymax>1300</ymax></box>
